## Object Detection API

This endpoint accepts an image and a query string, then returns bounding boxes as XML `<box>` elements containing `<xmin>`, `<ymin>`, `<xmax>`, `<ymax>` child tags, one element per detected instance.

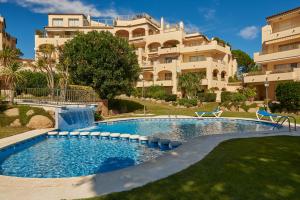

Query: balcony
<box><xmin>180</xmin><ymin>41</ymin><xmax>231</xmax><ymax>54</ymax></box>
<box><xmin>263</xmin><ymin>26</ymin><xmax>300</xmax><ymax>43</ymax></box>
<box><xmin>158</xmin><ymin>46</ymin><xmax>180</xmax><ymax>55</ymax></box>
<box><xmin>254</xmin><ymin>47</ymin><xmax>300</xmax><ymax>64</ymax></box>
<box><xmin>180</xmin><ymin>60</ymin><xmax>210</xmax><ymax>70</ymax></box>
<box><xmin>156</xmin><ymin>61</ymin><xmax>177</xmax><ymax>72</ymax></box>
<box><xmin>243</xmin><ymin>68</ymin><xmax>300</xmax><ymax>83</ymax></box>
<box><xmin>35</xmin><ymin>35</ymin><xmax>71</xmax><ymax>47</ymax></box>
<box><xmin>136</xmin><ymin>80</ymin><xmax>154</xmax><ymax>87</ymax></box>
<box><xmin>155</xmin><ymin>80</ymin><xmax>173</xmax><ymax>87</ymax></box>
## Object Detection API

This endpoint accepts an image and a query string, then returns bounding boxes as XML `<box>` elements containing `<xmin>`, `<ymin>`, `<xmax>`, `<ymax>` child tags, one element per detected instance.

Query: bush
<box><xmin>108</xmin><ymin>99</ymin><xmax>143</xmax><ymax>113</ymax></box>
<box><xmin>269</xmin><ymin>102</ymin><xmax>282</xmax><ymax>113</ymax></box>
<box><xmin>0</xmin><ymin>95</ymin><xmax>7</xmax><ymax>112</ymax></box>
<box><xmin>178</xmin><ymin>98</ymin><xmax>198</xmax><ymax>107</ymax></box>
<box><xmin>94</xmin><ymin>112</ymin><xmax>103</xmax><ymax>121</ymax></box>
<box><xmin>16</xmin><ymin>70</ymin><xmax>48</xmax><ymax>89</ymax></box>
<box><xmin>276</xmin><ymin>82</ymin><xmax>300</xmax><ymax>112</ymax></box>
<box><xmin>239</xmin><ymin>87</ymin><xmax>257</xmax><ymax>101</ymax></box>
<box><xmin>132</xmin><ymin>88</ymin><xmax>142</xmax><ymax>98</ymax></box>
<box><xmin>221</xmin><ymin>91</ymin><xmax>233</xmax><ymax>102</ymax></box>
<box><xmin>164</xmin><ymin>94</ymin><xmax>177</xmax><ymax>102</ymax></box>
<box><xmin>198</xmin><ymin>93</ymin><xmax>216</xmax><ymax>102</ymax></box>
<box><xmin>146</xmin><ymin>85</ymin><xmax>167</xmax><ymax>100</ymax></box>
<box><xmin>231</xmin><ymin>92</ymin><xmax>247</xmax><ymax>103</ymax></box>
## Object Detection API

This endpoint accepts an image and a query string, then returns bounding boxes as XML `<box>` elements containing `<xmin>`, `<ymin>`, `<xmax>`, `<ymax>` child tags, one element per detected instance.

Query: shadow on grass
<box><xmin>85</xmin><ymin>136</ymin><xmax>300</xmax><ymax>200</ymax></box>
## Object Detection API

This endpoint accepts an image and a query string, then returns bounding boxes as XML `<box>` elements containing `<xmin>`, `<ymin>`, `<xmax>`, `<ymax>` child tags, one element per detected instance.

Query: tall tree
<box><xmin>178</xmin><ymin>72</ymin><xmax>205</xmax><ymax>98</ymax></box>
<box><xmin>231</xmin><ymin>49</ymin><xmax>258</xmax><ymax>73</ymax></box>
<box><xmin>0</xmin><ymin>61</ymin><xmax>24</xmax><ymax>103</ymax></box>
<box><xmin>0</xmin><ymin>46</ymin><xmax>23</xmax><ymax>68</ymax></box>
<box><xmin>59</xmin><ymin>31</ymin><xmax>140</xmax><ymax>100</ymax></box>
<box><xmin>33</xmin><ymin>44</ymin><xmax>57</xmax><ymax>95</ymax></box>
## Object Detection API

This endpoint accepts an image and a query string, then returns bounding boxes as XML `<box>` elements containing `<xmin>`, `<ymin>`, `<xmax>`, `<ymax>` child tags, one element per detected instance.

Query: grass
<box><xmin>0</xmin><ymin>105</ymin><xmax>54</xmax><ymax>138</ymax></box>
<box><xmin>107</xmin><ymin>97</ymin><xmax>300</xmax><ymax>123</ymax></box>
<box><xmin>86</xmin><ymin>136</ymin><xmax>300</xmax><ymax>200</ymax></box>
<box><xmin>0</xmin><ymin>127</ymin><xmax>32</xmax><ymax>139</ymax></box>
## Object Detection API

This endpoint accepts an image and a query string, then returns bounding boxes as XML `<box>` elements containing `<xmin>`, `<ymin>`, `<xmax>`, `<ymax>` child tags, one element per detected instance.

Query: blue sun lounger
<box><xmin>256</xmin><ymin>110</ymin><xmax>282</xmax><ymax>122</ymax></box>
<box><xmin>195</xmin><ymin>107</ymin><xmax>223</xmax><ymax>118</ymax></box>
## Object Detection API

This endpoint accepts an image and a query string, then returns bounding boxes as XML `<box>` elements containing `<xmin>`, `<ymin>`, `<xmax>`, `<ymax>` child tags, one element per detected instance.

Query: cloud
<box><xmin>199</xmin><ymin>8</ymin><xmax>216</xmax><ymax>20</ymax></box>
<box><xmin>2</xmin><ymin>0</ymin><xmax>118</xmax><ymax>17</ymax></box>
<box><xmin>238</xmin><ymin>26</ymin><xmax>259</xmax><ymax>40</ymax></box>
<box><xmin>0</xmin><ymin>0</ymin><xmax>8</xmax><ymax>3</ymax></box>
<box><xmin>185</xmin><ymin>23</ymin><xmax>200</xmax><ymax>33</ymax></box>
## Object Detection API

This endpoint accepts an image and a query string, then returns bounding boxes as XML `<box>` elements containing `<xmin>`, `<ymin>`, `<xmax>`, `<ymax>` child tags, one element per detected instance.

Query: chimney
<box><xmin>179</xmin><ymin>21</ymin><xmax>184</xmax><ymax>30</ymax></box>
<box><xmin>160</xmin><ymin>17</ymin><xmax>164</xmax><ymax>30</ymax></box>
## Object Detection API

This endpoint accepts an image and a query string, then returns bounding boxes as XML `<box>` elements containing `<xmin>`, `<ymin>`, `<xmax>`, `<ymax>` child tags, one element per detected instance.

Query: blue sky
<box><xmin>0</xmin><ymin>0</ymin><xmax>299</xmax><ymax>59</ymax></box>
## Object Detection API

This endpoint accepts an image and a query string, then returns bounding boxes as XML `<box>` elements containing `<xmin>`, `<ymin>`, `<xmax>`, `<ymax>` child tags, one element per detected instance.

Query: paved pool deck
<box><xmin>0</xmin><ymin>117</ymin><xmax>299</xmax><ymax>200</ymax></box>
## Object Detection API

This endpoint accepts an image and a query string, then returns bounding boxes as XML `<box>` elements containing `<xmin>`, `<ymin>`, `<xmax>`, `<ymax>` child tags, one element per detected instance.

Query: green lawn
<box><xmin>0</xmin><ymin>127</ymin><xmax>32</xmax><ymax>139</ymax></box>
<box><xmin>87</xmin><ymin>136</ymin><xmax>300</xmax><ymax>200</ymax></box>
<box><xmin>0</xmin><ymin>105</ymin><xmax>53</xmax><ymax>139</ymax></box>
<box><xmin>108</xmin><ymin>97</ymin><xmax>299</xmax><ymax>123</ymax></box>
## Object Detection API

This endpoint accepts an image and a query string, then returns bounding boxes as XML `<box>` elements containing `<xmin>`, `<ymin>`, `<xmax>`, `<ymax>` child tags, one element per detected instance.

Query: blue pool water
<box><xmin>0</xmin><ymin>137</ymin><xmax>162</xmax><ymax>178</ymax></box>
<box><xmin>0</xmin><ymin>118</ymin><xmax>276</xmax><ymax>178</ymax></box>
<box><xmin>77</xmin><ymin>118</ymin><xmax>275</xmax><ymax>141</ymax></box>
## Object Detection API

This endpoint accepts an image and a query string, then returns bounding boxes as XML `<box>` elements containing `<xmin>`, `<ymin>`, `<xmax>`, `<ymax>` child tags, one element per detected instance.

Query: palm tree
<box><xmin>33</xmin><ymin>44</ymin><xmax>57</xmax><ymax>97</ymax></box>
<box><xmin>0</xmin><ymin>46</ymin><xmax>23</xmax><ymax>68</ymax></box>
<box><xmin>178</xmin><ymin>72</ymin><xmax>205</xmax><ymax>98</ymax></box>
<box><xmin>0</xmin><ymin>61</ymin><xmax>24</xmax><ymax>104</ymax></box>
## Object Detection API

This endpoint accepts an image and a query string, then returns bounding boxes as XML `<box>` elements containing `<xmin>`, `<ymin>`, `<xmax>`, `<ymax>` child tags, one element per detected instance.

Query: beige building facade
<box><xmin>244</xmin><ymin>7</ymin><xmax>300</xmax><ymax>100</ymax></box>
<box><xmin>0</xmin><ymin>16</ymin><xmax>17</xmax><ymax>50</ymax></box>
<box><xmin>35</xmin><ymin>13</ymin><xmax>238</xmax><ymax>100</ymax></box>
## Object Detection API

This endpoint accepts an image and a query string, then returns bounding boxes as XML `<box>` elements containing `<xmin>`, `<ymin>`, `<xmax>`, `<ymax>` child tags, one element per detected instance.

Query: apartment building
<box><xmin>35</xmin><ymin>13</ymin><xmax>238</xmax><ymax>100</ymax></box>
<box><xmin>0</xmin><ymin>15</ymin><xmax>17</xmax><ymax>50</ymax></box>
<box><xmin>244</xmin><ymin>7</ymin><xmax>300</xmax><ymax>100</ymax></box>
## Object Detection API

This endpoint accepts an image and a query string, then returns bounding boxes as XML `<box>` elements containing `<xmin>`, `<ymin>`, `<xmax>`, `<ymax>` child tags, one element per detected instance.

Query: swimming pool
<box><xmin>78</xmin><ymin>118</ymin><xmax>276</xmax><ymax>141</ymax></box>
<box><xmin>0</xmin><ymin>118</ymin><xmax>277</xmax><ymax>178</ymax></box>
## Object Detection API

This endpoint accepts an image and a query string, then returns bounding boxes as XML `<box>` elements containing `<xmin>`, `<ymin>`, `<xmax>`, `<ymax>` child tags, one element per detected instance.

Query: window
<box><xmin>278</xmin><ymin>42</ymin><xmax>300</xmax><ymax>52</ymax></box>
<box><xmin>52</xmin><ymin>18</ymin><xmax>63</xmax><ymax>26</ymax></box>
<box><xmin>165</xmin><ymin>73</ymin><xmax>172</xmax><ymax>80</ymax></box>
<box><xmin>165</xmin><ymin>57</ymin><xmax>177</xmax><ymax>63</ymax></box>
<box><xmin>189</xmin><ymin>55</ymin><xmax>206</xmax><ymax>62</ymax></box>
<box><xmin>68</xmin><ymin>19</ymin><xmax>79</xmax><ymax>27</ymax></box>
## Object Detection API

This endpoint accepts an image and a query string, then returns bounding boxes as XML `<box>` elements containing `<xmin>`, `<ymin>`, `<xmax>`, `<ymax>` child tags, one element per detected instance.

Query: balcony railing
<box><xmin>245</xmin><ymin>71</ymin><xmax>266</xmax><ymax>76</ymax></box>
<box><xmin>259</xmin><ymin>45</ymin><xmax>300</xmax><ymax>55</ymax></box>
<box><xmin>1</xmin><ymin>88</ymin><xmax>100</xmax><ymax>105</ymax></box>
<box><xmin>269</xmin><ymin>68</ymin><xmax>294</xmax><ymax>74</ymax></box>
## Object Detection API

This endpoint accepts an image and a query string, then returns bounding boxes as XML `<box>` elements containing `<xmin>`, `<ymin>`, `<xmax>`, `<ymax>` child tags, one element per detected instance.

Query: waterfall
<box><xmin>57</xmin><ymin>106</ymin><xmax>95</xmax><ymax>131</ymax></box>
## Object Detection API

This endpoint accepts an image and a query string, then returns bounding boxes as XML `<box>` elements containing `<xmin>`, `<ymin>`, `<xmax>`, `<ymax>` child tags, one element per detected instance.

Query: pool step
<box><xmin>46</xmin><ymin>131</ymin><xmax>182</xmax><ymax>150</ymax></box>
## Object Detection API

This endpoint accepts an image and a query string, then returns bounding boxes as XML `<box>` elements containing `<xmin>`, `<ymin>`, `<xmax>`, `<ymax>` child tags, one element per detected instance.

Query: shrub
<box><xmin>269</xmin><ymin>102</ymin><xmax>282</xmax><ymax>113</ymax></box>
<box><xmin>239</xmin><ymin>87</ymin><xmax>257</xmax><ymax>101</ymax></box>
<box><xmin>94</xmin><ymin>112</ymin><xmax>103</xmax><ymax>121</ymax></box>
<box><xmin>0</xmin><ymin>95</ymin><xmax>7</xmax><ymax>112</ymax></box>
<box><xmin>198</xmin><ymin>93</ymin><xmax>216</xmax><ymax>102</ymax></box>
<box><xmin>16</xmin><ymin>70</ymin><xmax>48</xmax><ymax>89</ymax></box>
<box><xmin>231</xmin><ymin>92</ymin><xmax>247</xmax><ymax>103</ymax></box>
<box><xmin>221</xmin><ymin>91</ymin><xmax>233</xmax><ymax>102</ymax></box>
<box><xmin>108</xmin><ymin>99</ymin><xmax>143</xmax><ymax>113</ymax></box>
<box><xmin>146</xmin><ymin>85</ymin><xmax>167</xmax><ymax>100</ymax></box>
<box><xmin>164</xmin><ymin>94</ymin><xmax>177</xmax><ymax>102</ymax></box>
<box><xmin>178</xmin><ymin>98</ymin><xmax>198</xmax><ymax>107</ymax></box>
<box><xmin>276</xmin><ymin>82</ymin><xmax>300</xmax><ymax>112</ymax></box>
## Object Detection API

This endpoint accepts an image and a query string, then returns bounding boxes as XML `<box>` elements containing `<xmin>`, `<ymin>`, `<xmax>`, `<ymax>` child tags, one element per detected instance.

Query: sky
<box><xmin>0</xmin><ymin>0</ymin><xmax>299</xmax><ymax>59</ymax></box>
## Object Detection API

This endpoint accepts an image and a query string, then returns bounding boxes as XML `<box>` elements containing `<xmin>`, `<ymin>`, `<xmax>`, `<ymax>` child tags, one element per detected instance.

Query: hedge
<box><xmin>276</xmin><ymin>82</ymin><xmax>300</xmax><ymax>112</ymax></box>
<box><xmin>221</xmin><ymin>91</ymin><xmax>233</xmax><ymax>102</ymax></box>
<box><xmin>178</xmin><ymin>98</ymin><xmax>198</xmax><ymax>107</ymax></box>
<box><xmin>198</xmin><ymin>93</ymin><xmax>217</xmax><ymax>102</ymax></box>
